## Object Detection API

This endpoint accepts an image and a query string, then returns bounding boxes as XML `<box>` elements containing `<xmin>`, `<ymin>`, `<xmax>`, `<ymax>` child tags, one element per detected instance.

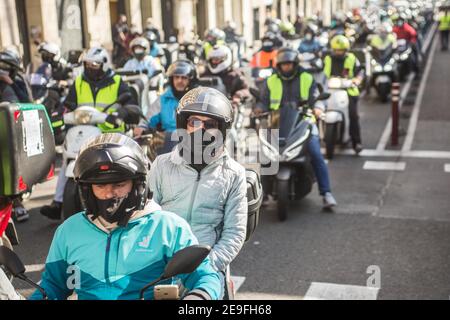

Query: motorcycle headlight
<box><xmin>384</xmin><ymin>64</ymin><xmax>393</xmax><ymax>72</ymax></box>
<box><xmin>281</xmin><ymin>129</ymin><xmax>310</xmax><ymax>161</ymax></box>
<box><xmin>187</xmin><ymin>45</ymin><xmax>196</xmax><ymax>51</ymax></box>
<box><xmin>374</xmin><ymin>65</ymin><xmax>383</xmax><ymax>73</ymax></box>
<box><xmin>260</xmin><ymin>134</ymin><xmax>279</xmax><ymax>162</ymax></box>
<box><xmin>74</xmin><ymin>110</ymin><xmax>92</xmax><ymax>125</ymax></box>
<box><xmin>400</xmin><ymin>53</ymin><xmax>408</xmax><ymax>61</ymax></box>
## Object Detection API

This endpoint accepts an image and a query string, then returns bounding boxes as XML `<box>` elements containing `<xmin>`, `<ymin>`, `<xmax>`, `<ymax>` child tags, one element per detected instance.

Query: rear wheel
<box><xmin>63</xmin><ymin>179</ymin><xmax>82</xmax><ymax>220</ymax></box>
<box><xmin>276</xmin><ymin>180</ymin><xmax>289</xmax><ymax>222</ymax></box>
<box><xmin>324</xmin><ymin>123</ymin><xmax>337</xmax><ymax>160</ymax></box>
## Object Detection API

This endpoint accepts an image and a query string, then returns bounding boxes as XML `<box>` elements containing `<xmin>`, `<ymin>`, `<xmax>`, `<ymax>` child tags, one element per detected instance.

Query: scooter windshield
<box><xmin>272</xmin><ymin>104</ymin><xmax>300</xmax><ymax>146</ymax></box>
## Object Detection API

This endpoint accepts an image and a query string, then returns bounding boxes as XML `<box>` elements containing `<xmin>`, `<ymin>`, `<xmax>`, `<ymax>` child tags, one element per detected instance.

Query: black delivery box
<box><xmin>0</xmin><ymin>102</ymin><xmax>55</xmax><ymax>196</ymax></box>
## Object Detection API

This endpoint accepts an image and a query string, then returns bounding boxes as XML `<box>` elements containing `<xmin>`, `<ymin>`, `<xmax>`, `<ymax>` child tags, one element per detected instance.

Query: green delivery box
<box><xmin>0</xmin><ymin>102</ymin><xmax>56</xmax><ymax>196</ymax></box>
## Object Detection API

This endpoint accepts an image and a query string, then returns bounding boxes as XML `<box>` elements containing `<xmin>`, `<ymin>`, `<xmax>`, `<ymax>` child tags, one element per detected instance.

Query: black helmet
<box><xmin>74</xmin><ymin>133</ymin><xmax>150</xmax><ymax>225</ymax></box>
<box><xmin>176</xmin><ymin>87</ymin><xmax>234</xmax><ymax>139</ymax></box>
<box><xmin>276</xmin><ymin>47</ymin><xmax>299</xmax><ymax>80</ymax></box>
<box><xmin>167</xmin><ymin>59</ymin><xmax>198</xmax><ymax>81</ymax></box>
<box><xmin>0</xmin><ymin>49</ymin><xmax>22</xmax><ymax>74</ymax></box>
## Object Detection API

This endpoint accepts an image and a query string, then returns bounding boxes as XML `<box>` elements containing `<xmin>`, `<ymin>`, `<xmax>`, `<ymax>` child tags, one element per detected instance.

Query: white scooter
<box><xmin>322</xmin><ymin>77</ymin><xmax>355</xmax><ymax>160</ymax></box>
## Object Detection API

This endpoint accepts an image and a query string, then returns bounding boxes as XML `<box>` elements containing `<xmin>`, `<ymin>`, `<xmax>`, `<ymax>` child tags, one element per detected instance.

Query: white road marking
<box><xmin>376</xmin><ymin>23</ymin><xmax>437</xmax><ymax>152</ymax></box>
<box><xmin>321</xmin><ymin>148</ymin><xmax>450</xmax><ymax>159</ymax></box>
<box><xmin>231</xmin><ymin>276</ymin><xmax>246</xmax><ymax>293</ymax></box>
<box><xmin>402</xmin><ymin>35</ymin><xmax>438</xmax><ymax>152</ymax></box>
<box><xmin>304</xmin><ymin>282</ymin><xmax>379</xmax><ymax>300</ymax></box>
<box><xmin>363</xmin><ymin>161</ymin><xmax>406</xmax><ymax>171</ymax></box>
<box><xmin>235</xmin><ymin>292</ymin><xmax>304</xmax><ymax>300</ymax></box>
<box><xmin>445</xmin><ymin>164</ymin><xmax>450</xmax><ymax>173</ymax></box>
<box><xmin>25</xmin><ymin>264</ymin><xmax>45</xmax><ymax>273</ymax></box>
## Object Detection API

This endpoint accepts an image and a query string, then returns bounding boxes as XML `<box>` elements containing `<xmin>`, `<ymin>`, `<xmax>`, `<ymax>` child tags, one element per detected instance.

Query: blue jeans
<box><xmin>308</xmin><ymin>135</ymin><xmax>332</xmax><ymax>196</ymax></box>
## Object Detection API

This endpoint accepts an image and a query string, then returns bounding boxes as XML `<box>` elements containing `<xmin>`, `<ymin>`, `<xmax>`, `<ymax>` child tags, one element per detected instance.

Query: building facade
<box><xmin>1</xmin><ymin>0</ymin><xmax>359</xmax><ymax>66</ymax></box>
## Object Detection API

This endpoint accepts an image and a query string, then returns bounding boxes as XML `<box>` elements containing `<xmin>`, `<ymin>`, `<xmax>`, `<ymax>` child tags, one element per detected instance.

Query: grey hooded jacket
<box><xmin>149</xmin><ymin>147</ymin><xmax>248</xmax><ymax>272</ymax></box>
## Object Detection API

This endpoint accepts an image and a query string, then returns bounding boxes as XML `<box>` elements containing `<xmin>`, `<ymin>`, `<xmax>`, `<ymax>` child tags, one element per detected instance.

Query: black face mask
<box><xmin>85</xmin><ymin>67</ymin><xmax>105</xmax><ymax>82</ymax></box>
<box><xmin>180</xmin><ymin>129</ymin><xmax>224</xmax><ymax>169</ymax></box>
<box><xmin>96</xmin><ymin>195</ymin><xmax>129</xmax><ymax>224</ymax></box>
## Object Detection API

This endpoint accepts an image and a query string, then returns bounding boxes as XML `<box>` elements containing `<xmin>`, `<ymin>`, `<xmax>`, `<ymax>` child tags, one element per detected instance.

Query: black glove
<box><xmin>104</xmin><ymin>114</ymin><xmax>123</xmax><ymax>129</ymax></box>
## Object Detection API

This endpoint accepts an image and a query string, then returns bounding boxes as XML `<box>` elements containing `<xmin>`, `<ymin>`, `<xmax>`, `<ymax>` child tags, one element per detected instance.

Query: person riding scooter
<box><xmin>323</xmin><ymin>35</ymin><xmax>364</xmax><ymax>154</ymax></box>
<box><xmin>40</xmin><ymin>47</ymin><xmax>135</xmax><ymax>221</ymax></box>
<box><xmin>31</xmin><ymin>133</ymin><xmax>221</xmax><ymax>300</ymax></box>
<box><xmin>149</xmin><ymin>87</ymin><xmax>248</xmax><ymax>299</ymax></box>
<box><xmin>201</xmin><ymin>28</ymin><xmax>226</xmax><ymax>60</ymax></box>
<box><xmin>201</xmin><ymin>45</ymin><xmax>250</xmax><ymax>107</ymax></box>
<box><xmin>253</xmin><ymin>47</ymin><xmax>338</xmax><ymax>209</ymax></box>
<box><xmin>134</xmin><ymin>59</ymin><xmax>198</xmax><ymax>155</ymax></box>
<box><xmin>392</xmin><ymin>13</ymin><xmax>419</xmax><ymax>73</ymax></box>
<box><xmin>123</xmin><ymin>37</ymin><xmax>161</xmax><ymax>77</ymax></box>
<box><xmin>298</xmin><ymin>27</ymin><xmax>323</xmax><ymax>55</ymax></box>
<box><xmin>37</xmin><ymin>42</ymin><xmax>72</xmax><ymax>81</ymax></box>
<box><xmin>250</xmin><ymin>32</ymin><xmax>279</xmax><ymax>70</ymax></box>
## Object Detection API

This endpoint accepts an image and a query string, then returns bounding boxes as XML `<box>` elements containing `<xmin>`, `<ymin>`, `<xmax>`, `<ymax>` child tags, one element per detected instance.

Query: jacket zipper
<box><xmin>186</xmin><ymin>172</ymin><xmax>201</xmax><ymax>223</ymax></box>
<box><xmin>104</xmin><ymin>234</ymin><xmax>112</xmax><ymax>286</ymax></box>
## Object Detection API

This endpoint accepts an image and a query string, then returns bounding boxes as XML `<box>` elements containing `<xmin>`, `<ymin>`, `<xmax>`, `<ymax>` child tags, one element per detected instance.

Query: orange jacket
<box><xmin>250</xmin><ymin>50</ymin><xmax>278</xmax><ymax>68</ymax></box>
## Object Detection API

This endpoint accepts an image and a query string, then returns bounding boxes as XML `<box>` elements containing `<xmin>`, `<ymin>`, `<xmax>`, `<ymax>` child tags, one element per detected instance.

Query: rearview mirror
<box><xmin>162</xmin><ymin>245</ymin><xmax>211</xmax><ymax>279</ymax></box>
<box><xmin>117</xmin><ymin>93</ymin><xmax>132</xmax><ymax>105</ymax></box>
<box><xmin>0</xmin><ymin>246</ymin><xmax>26</xmax><ymax>277</ymax></box>
<box><xmin>318</xmin><ymin>92</ymin><xmax>331</xmax><ymax>101</ymax></box>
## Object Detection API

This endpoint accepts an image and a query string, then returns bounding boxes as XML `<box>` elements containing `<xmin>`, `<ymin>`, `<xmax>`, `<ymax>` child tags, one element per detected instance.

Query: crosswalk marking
<box><xmin>445</xmin><ymin>164</ymin><xmax>450</xmax><ymax>173</ymax></box>
<box><xmin>304</xmin><ymin>282</ymin><xmax>379</xmax><ymax>300</ymax></box>
<box><xmin>363</xmin><ymin>161</ymin><xmax>406</xmax><ymax>171</ymax></box>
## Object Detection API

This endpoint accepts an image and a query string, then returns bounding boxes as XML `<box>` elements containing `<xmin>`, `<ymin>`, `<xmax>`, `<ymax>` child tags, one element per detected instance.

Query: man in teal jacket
<box><xmin>30</xmin><ymin>133</ymin><xmax>221</xmax><ymax>300</ymax></box>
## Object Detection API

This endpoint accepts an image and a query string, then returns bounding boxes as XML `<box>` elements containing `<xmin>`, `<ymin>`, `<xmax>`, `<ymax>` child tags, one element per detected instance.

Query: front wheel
<box><xmin>63</xmin><ymin>179</ymin><xmax>82</xmax><ymax>220</ymax></box>
<box><xmin>276</xmin><ymin>180</ymin><xmax>289</xmax><ymax>222</ymax></box>
<box><xmin>324</xmin><ymin>123</ymin><xmax>337</xmax><ymax>160</ymax></box>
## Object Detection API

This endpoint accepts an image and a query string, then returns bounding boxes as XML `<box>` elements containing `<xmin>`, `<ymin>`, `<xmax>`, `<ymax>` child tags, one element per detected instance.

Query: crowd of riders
<box><xmin>0</xmin><ymin>0</ymin><xmax>440</xmax><ymax>300</ymax></box>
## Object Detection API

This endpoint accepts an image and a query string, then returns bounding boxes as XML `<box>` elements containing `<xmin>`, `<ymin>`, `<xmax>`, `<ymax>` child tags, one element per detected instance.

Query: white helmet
<box><xmin>82</xmin><ymin>47</ymin><xmax>111</xmax><ymax>73</ymax></box>
<box><xmin>130</xmin><ymin>37</ymin><xmax>150</xmax><ymax>59</ymax></box>
<box><xmin>207</xmin><ymin>45</ymin><xmax>232</xmax><ymax>75</ymax></box>
<box><xmin>38</xmin><ymin>42</ymin><xmax>61</xmax><ymax>62</ymax></box>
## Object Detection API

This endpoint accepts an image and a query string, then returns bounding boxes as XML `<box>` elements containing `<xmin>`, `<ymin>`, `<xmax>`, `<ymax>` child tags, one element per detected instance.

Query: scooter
<box><xmin>61</xmin><ymin>94</ymin><xmax>133</xmax><ymax>220</ymax></box>
<box><xmin>321</xmin><ymin>77</ymin><xmax>355</xmax><ymax>160</ymax></box>
<box><xmin>369</xmin><ymin>46</ymin><xmax>397</xmax><ymax>102</ymax></box>
<box><xmin>0</xmin><ymin>244</ymin><xmax>210</xmax><ymax>300</ymax></box>
<box><xmin>115</xmin><ymin>69</ymin><xmax>165</xmax><ymax>118</ymax></box>
<box><xmin>253</xmin><ymin>92</ymin><xmax>330</xmax><ymax>221</ymax></box>
<box><xmin>0</xmin><ymin>197</ymin><xmax>19</xmax><ymax>251</ymax></box>
<box><xmin>395</xmin><ymin>39</ymin><xmax>413</xmax><ymax>82</ymax></box>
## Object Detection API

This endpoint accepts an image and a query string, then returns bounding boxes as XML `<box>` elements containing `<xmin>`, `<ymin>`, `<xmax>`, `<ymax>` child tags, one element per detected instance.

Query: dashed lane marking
<box><xmin>363</xmin><ymin>161</ymin><xmax>406</xmax><ymax>171</ymax></box>
<box><xmin>304</xmin><ymin>282</ymin><xmax>379</xmax><ymax>300</ymax></box>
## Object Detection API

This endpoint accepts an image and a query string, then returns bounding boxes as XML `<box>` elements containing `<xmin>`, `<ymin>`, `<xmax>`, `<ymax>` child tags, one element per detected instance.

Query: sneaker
<box><xmin>323</xmin><ymin>192</ymin><xmax>337</xmax><ymax>209</ymax></box>
<box><xmin>40</xmin><ymin>201</ymin><xmax>63</xmax><ymax>220</ymax></box>
<box><xmin>13</xmin><ymin>204</ymin><xmax>29</xmax><ymax>223</ymax></box>
<box><xmin>353</xmin><ymin>143</ymin><xmax>363</xmax><ymax>155</ymax></box>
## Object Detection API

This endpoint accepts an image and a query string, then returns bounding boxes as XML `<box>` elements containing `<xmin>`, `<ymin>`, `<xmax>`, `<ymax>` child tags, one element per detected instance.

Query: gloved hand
<box><xmin>104</xmin><ymin>113</ymin><xmax>123</xmax><ymax>129</ymax></box>
<box><xmin>50</xmin><ymin>111</ymin><xmax>65</xmax><ymax>130</ymax></box>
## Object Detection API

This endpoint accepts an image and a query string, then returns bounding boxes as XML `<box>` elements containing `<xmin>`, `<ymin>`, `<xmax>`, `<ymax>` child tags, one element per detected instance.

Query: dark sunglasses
<box><xmin>187</xmin><ymin>116</ymin><xmax>219</xmax><ymax>130</ymax></box>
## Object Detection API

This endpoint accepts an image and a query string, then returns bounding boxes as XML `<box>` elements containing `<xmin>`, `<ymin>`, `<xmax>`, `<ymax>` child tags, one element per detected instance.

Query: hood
<box><xmin>89</xmin><ymin>199</ymin><xmax>162</xmax><ymax>234</ymax></box>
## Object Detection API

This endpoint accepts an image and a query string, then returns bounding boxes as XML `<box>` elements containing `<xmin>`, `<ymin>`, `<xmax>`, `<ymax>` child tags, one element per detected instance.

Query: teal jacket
<box><xmin>29</xmin><ymin>205</ymin><xmax>221</xmax><ymax>300</ymax></box>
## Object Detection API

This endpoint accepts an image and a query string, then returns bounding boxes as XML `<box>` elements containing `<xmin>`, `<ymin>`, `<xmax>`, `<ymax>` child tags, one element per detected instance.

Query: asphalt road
<box><xmin>10</xmin><ymin>32</ymin><xmax>450</xmax><ymax>300</ymax></box>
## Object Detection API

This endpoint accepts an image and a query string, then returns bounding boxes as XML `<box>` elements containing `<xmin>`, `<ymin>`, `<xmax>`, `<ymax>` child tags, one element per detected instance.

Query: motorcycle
<box><xmin>0</xmin><ymin>197</ymin><xmax>19</xmax><ymax>251</ymax></box>
<box><xmin>61</xmin><ymin>93</ymin><xmax>135</xmax><ymax>220</ymax></box>
<box><xmin>321</xmin><ymin>77</ymin><xmax>356</xmax><ymax>160</ymax></box>
<box><xmin>115</xmin><ymin>69</ymin><xmax>165</xmax><ymax>118</ymax></box>
<box><xmin>369</xmin><ymin>46</ymin><xmax>397</xmax><ymax>102</ymax></box>
<box><xmin>177</xmin><ymin>40</ymin><xmax>203</xmax><ymax>64</ymax></box>
<box><xmin>252</xmin><ymin>92</ymin><xmax>330</xmax><ymax>221</ymax></box>
<box><xmin>0</xmin><ymin>244</ymin><xmax>211</xmax><ymax>300</ymax></box>
<box><xmin>395</xmin><ymin>39</ymin><xmax>413</xmax><ymax>82</ymax></box>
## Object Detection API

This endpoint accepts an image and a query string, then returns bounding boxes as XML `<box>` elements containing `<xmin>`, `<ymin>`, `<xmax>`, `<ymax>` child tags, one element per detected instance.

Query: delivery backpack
<box><xmin>244</xmin><ymin>165</ymin><xmax>263</xmax><ymax>242</ymax></box>
<box><xmin>0</xmin><ymin>102</ymin><xmax>55</xmax><ymax>196</ymax></box>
